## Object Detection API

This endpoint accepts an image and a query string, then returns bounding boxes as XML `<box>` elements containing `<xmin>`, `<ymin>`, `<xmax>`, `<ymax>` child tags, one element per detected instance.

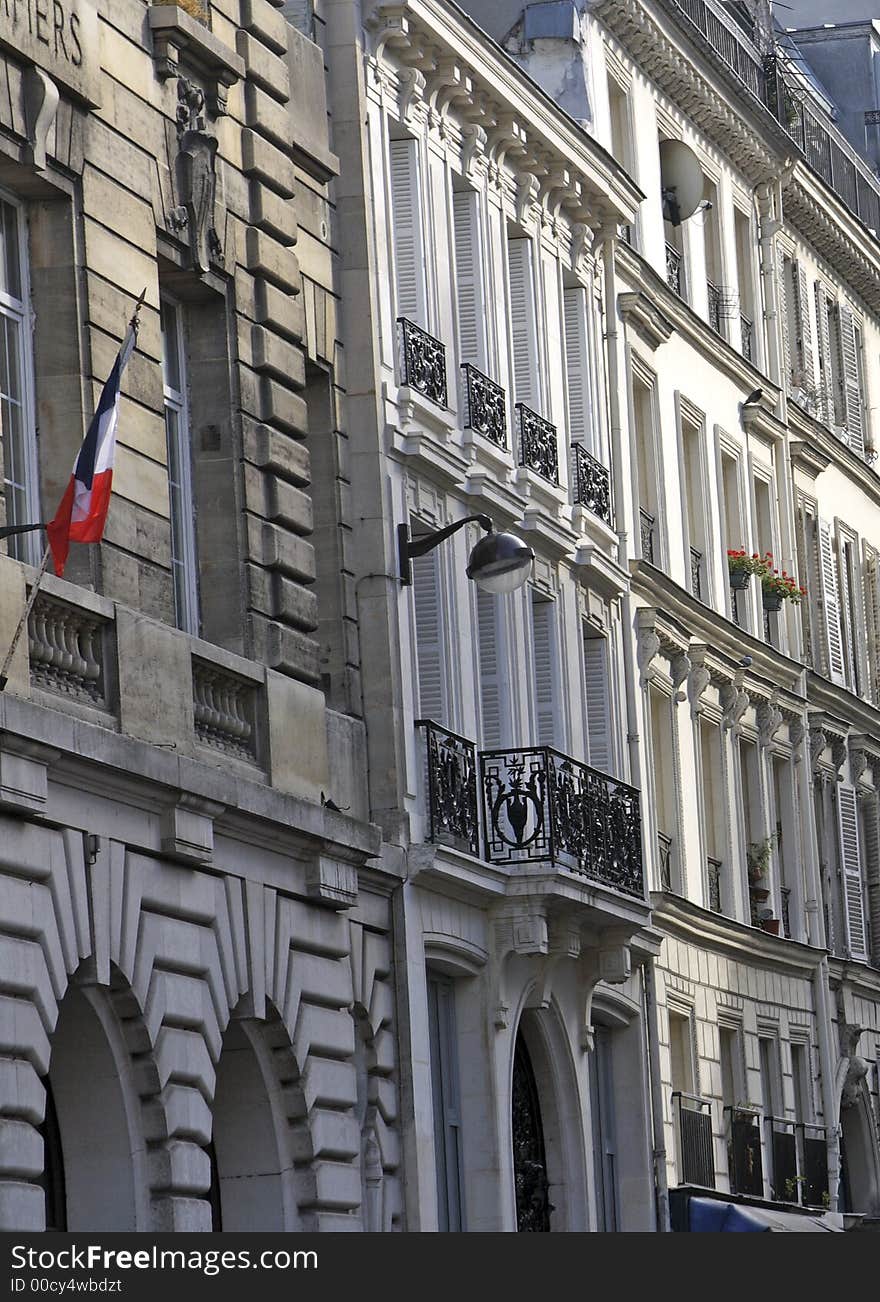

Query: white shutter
<box><xmin>563</xmin><ymin>286</ymin><xmax>588</xmax><ymax>444</ymax></box>
<box><xmin>818</xmin><ymin>519</ymin><xmax>846</xmax><ymax>685</ymax></box>
<box><xmin>477</xmin><ymin>589</ymin><xmax>503</xmax><ymax>749</ymax></box>
<box><xmin>837</xmin><ymin>534</ymin><xmax>857</xmax><ymax>690</ymax></box>
<box><xmin>863</xmin><ymin>544</ymin><xmax>880</xmax><ymax>704</ymax></box>
<box><xmin>838</xmin><ymin>307</ymin><xmax>865</xmax><ymax>457</ymax></box>
<box><xmin>862</xmin><ymin>799</ymin><xmax>880</xmax><ymax>965</ymax></box>
<box><xmin>583</xmin><ymin>631</ymin><xmax>611</xmax><ymax>775</ymax></box>
<box><xmin>795</xmin><ymin>505</ymin><xmax>814</xmax><ymax>669</ymax></box>
<box><xmin>390</xmin><ymin>138</ymin><xmax>425</xmax><ymax>323</ymax></box>
<box><xmin>778</xmin><ymin>249</ymin><xmax>792</xmax><ymax>392</ymax></box>
<box><xmin>792</xmin><ymin>261</ymin><xmax>815</xmax><ymax>395</ymax></box>
<box><xmin>814</xmin><ymin>282</ymin><xmax>833</xmax><ymax>427</ymax></box>
<box><xmin>412</xmin><ymin>549</ymin><xmax>446</xmax><ymax>724</ymax></box>
<box><xmin>507</xmin><ymin>237</ymin><xmax>537</xmax><ymax>409</ymax></box>
<box><xmin>531</xmin><ymin>596</ymin><xmax>557</xmax><ymax>746</ymax></box>
<box><xmin>837</xmin><ymin>786</ymin><xmax>868</xmax><ymax>962</ymax></box>
<box><xmin>453</xmin><ymin>190</ymin><xmax>485</xmax><ymax>369</ymax></box>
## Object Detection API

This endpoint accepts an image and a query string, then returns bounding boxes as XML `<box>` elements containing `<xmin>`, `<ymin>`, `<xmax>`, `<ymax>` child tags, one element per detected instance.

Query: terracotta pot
<box><xmin>729</xmin><ymin>568</ymin><xmax>752</xmax><ymax>591</ymax></box>
<box><xmin>760</xmin><ymin>917</ymin><xmax>781</xmax><ymax>935</ymax></box>
<box><xmin>749</xmin><ymin>887</ymin><xmax>770</xmax><ymax>903</ymax></box>
<box><xmin>762</xmin><ymin>590</ymin><xmax>784</xmax><ymax>613</ymax></box>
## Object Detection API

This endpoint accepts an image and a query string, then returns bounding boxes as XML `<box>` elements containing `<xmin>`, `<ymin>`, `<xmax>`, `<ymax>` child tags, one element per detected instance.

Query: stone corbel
<box><xmin>756</xmin><ymin>696</ymin><xmax>783</xmax><ymax>749</ymax></box>
<box><xmin>837</xmin><ymin>1022</ymin><xmax>868</xmax><ymax>1110</ymax></box>
<box><xmin>22</xmin><ymin>67</ymin><xmax>59</xmax><ymax>172</ymax></box>
<box><xmin>830</xmin><ymin>736</ymin><xmax>848</xmax><ymax>780</ymax></box>
<box><xmin>514</xmin><ymin>171</ymin><xmax>541</xmax><ymax>228</ymax></box>
<box><xmin>848</xmin><ymin>734</ymin><xmax>869</xmax><ymax>786</ymax></box>
<box><xmin>491</xmin><ymin>905</ymin><xmax>549</xmax><ymax>1029</ymax></box>
<box><xmin>687</xmin><ymin>643</ymin><xmax>711</xmax><ymax>715</ymax></box>
<box><xmin>670</xmin><ymin>651</ymin><xmax>691</xmax><ymax>705</ymax></box>
<box><xmin>636</xmin><ymin>609</ymin><xmax>662</xmax><ymax>685</ymax></box>
<box><xmin>160</xmin><ymin>794</ymin><xmax>225</xmax><ymax>866</ymax></box>
<box><xmin>809</xmin><ymin>714</ymin><xmax>827</xmax><ymax>775</ymax></box>
<box><xmin>569</xmin><ymin>222</ymin><xmax>595</xmax><ymax>276</ymax></box>
<box><xmin>149</xmin><ymin>6</ymin><xmax>243</xmax><ymax>117</ymax></box>
<box><xmin>364</xmin><ymin>4</ymin><xmax>413</xmax><ymax>61</ymax></box>
<box><xmin>487</xmin><ymin>114</ymin><xmax>527</xmax><ymax>171</ymax></box>
<box><xmin>579</xmin><ymin>939</ymin><xmax>633</xmax><ymax>1051</ymax></box>
<box><xmin>787</xmin><ymin>713</ymin><xmax>806</xmax><ymax>764</ymax></box>
<box><xmin>720</xmin><ymin>677</ymin><xmax>749</xmax><ymax>733</ymax></box>
<box><xmin>525</xmin><ymin>921</ymin><xmax>581</xmax><ymax>1012</ymax></box>
<box><xmin>306</xmin><ymin>852</ymin><xmax>359</xmax><ymax>910</ymax></box>
<box><xmin>397</xmin><ymin>67</ymin><xmax>426</xmax><ymax>126</ymax></box>
<box><xmin>427</xmin><ymin>57</ymin><xmax>473</xmax><ymax>116</ymax></box>
<box><xmin>460</xmin><ymin>123</ymin><xmax>487</xmax><ymax>181</ymax></box>
<box><xmin>539</xmin><ymin>166</ymin><xmax>579</xmax><ymax>221</ymax></box>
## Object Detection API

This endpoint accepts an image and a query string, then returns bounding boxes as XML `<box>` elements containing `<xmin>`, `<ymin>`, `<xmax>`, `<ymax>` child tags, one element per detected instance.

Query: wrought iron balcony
<box><xmin>657</xmin><ymin>830</ymin><xmax>673</xmax><ymax>891</ymax></box>
<box><xmin>665</xmin><ymin>242</ymin><xmax>683</xmax><ymax>297</ymax></box>
<box><xmin>690</xmin><ymin>546</ymin><xmax>703</xmax><ymax>601</ymax></box>
<box><xmin>800</xmin><ymin>1124</ymin><xmax>829</xmax><ymax>1208</ymax></box>
<box><xmin>416</xmin><ymin>719</ymin><xmax>479</xmax><ymax>858</ymax></box>
<box><xmin>780</xmin><ymin>886</ymin><xmax>792</xmax><ymax>939</ymax></box>
<box><xmin>673</xmin><ymin>1093</ymin><xmax>715</xmax><ymax>1188</ymax></box>
<box><xmin>707</xmin><ymin>280</ymin><xmax>722</xmax><ymax>334</ymax></box>
<box><xmin>398</xmin><ymin>317</ymin><xmax>447</xmax><ymax>407</ymax></box>
<box><xmin>725</xmin><ymin>1106</ymin><xmax>764</xmax><ymax>1197</ymax></box>
<box><xmin>765</xmin><ymin>1119</ymin><xmax>829</xmax><ymax>1207</ymax></box>
<box><xmin>707</xmin><ymin>856</ymin><xmax>722</xmax><ymax>912</ymax></box>
<box><xmin>572</xmin><ymin>444</ymin><xmax>612</xmax><ymax>525</ymax></box>
<box><xmin>640</xmin><ymin>508</ymin><xmax>656</xmax><ymax>563</ymax></box>
<box><xmin>766</xmin><ymin>1116</ymin><xmax>798</xmax><ymax>1203</ymax></box>
<box><xmin>516</xmin><ymin>404</ymin><xmax>559</xmax><ymax>483</ymax></box>
<box><xmin>481</xmin><ymin>746</ymin><xmax>643</xmax><ymax>897</ymax></box>
<box><xmin>740</xmin><ymin>313</ymin><xmax>754</xmax><ymax>363</ymax></box>
<box><xmin>461</xmin><ymin>363</ymin><xmax>507</xmax><ymax>449</ymax></box>
<box><xmin>674</xmin><ymin>0</ymin><xmax>764</xmax><ymax>99</ymax></box>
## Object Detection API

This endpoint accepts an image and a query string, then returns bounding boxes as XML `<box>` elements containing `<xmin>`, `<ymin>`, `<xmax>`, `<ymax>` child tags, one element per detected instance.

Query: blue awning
<box><xmin>688</xmin><ymin>1196</ymin><xmax>841</xmax><ymax>1232</ymax></box>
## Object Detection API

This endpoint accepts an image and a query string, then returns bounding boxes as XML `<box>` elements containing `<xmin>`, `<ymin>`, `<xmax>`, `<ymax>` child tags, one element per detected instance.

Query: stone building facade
<box><xmin>0</xmin><ymin>1</ymin><xmax>402</xmax><ymax>1232</ymax></box>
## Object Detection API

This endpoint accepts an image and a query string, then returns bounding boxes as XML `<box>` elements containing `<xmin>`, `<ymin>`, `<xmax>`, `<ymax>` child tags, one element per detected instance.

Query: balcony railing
<box><xmin>765</xmin><ymin>1118</ymin><xmax>829</xmax><ymax>1207</ymax></box>
<box><xmin>707</xmin><ymin>856</ymin><xmax>722</xmax><ymax>913</ymax></box>
<box><xmin>398</xmin><ymin>317</ymin><xmax>447</xmax><ymax>407</ymax></box>
<box><xmin>801</xmin><ymin>1124</ymin><xmax>829</xmax><ymax>1208</ymax></box>
<box><xmin>725</xmin><ymin>1106</ymin><xmax>764</xmax><ymax>1197</ymax></box>
<box><xmin>516</xmin><ymin>404</ymin><xmax>559</xmax><ymax>483</ymax></box>
<box><xmin>665</xmin><ymin>242</ymin><xmax>683</xmax><ymax>297</ymax></box>
<box><xmin>640</xmin><ymin>508</ymin><xmax>656</xmax><ymax>563</ymax></box>
<box><xmin>740</xmin><ymin>313</ymin><xmax>754</xmax><ymax>363</ymax></box>
<box><xmin>480</xmin><ymin>746</ymin><xmax>643</xmax><ymax>895</ymax></box>
<box><xmin>707</xmin><ymin>280</ymin><xmax>722</xmax><ymax>334</ymax></box>
<box><xmin>780</xmin><ymin>886</ymin><xmax>792</xmax><ymax>939</ymax></box>
<box><xmin>690</xmin><ymin>546</ymin><xmax>703</xmax><ymax>601</ymax></box>
<box><xmin>29</xmin><ymin>591</ymin><xmax>112</xmax><ymax>711</ymax></box>
<box><xmin>657</xmin><ymin>830</ymin><xmax>673</xmax><ymax>891</ymax></box>
<box><xmin>461</xmin><ymin>363</ymin><xmax>507</xmax><ymax>449</ymax></box>
<box><xmin>572</xmin><ymin>444</ymin><xmax>612</xmax><ymax>525</ymax></box>
<box><xmin>674</xmin><ymin>0</ymin><xmax>765</xmax><ymax>100</ymax></box>
<box><xmin>766</xmin><ymin>1116</ymin><xmax>798</xmax><ymax>1203</ymax></box>
<box><xmin>673</xmin><ymin>1093</ymin><xmax>715</xmax><ymax>1188</ymax></box>
<box><xmin>417</xmin><ymin>720</ymin><xmax>480</xmax><ymax>858</ymax></box>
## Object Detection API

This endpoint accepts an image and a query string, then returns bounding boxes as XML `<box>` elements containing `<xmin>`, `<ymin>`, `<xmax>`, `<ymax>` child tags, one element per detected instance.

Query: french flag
<box><xmin>47</xmin><ymin>324</ymin><xmax>137</xmax><ymax>578</ymax></box>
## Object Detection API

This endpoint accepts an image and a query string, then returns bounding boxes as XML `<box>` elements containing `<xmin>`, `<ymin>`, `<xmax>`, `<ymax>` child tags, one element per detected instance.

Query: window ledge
<box><xmin>149</xmin><ymin>5</ymin><xmax>245</xmax><ymax>114</ymax></box>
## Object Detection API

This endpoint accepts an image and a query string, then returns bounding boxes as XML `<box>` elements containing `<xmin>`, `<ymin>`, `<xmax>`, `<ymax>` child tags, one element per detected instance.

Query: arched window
<box><xmin>511</xmin><ymin>1031</ymin><xmax>551</xmax><ymax>1232</ymax></box>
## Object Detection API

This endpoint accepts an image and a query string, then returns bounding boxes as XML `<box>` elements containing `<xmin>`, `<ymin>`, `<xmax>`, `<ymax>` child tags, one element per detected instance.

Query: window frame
<box><xmin>0</xmin><ymin>188</ymin><xmax>41</xmax><ymax>567</ymax></box>
<box><xmin>160</xmin><ymin>294</ymin><xmax>201</xmax><ymax>636</ymax></box>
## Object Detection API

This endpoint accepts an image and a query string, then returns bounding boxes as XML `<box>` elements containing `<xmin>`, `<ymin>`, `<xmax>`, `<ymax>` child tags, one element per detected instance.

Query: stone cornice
<box><xmin>788</xmin><ymin>403</ymin><xmax>880</xmax><ymax>506</ymax></box>
<box><xmin>618</xmin><ymin>290</ymin><xmax>675</xmax><ymax>351</ymax></box>
<box><xmin>652</xmin><ymin>892</ymin><xmax>827</xmax><ymax>978</ymax></box>
<box><xmin>782</xmin><ymin>163</ymin><xmax>880</xmax><ymax>317</ymax></box>
<box><xmin>806</xmin><ymin>670</ymin><xmax>880</xmax><ymax>752</ymax></box>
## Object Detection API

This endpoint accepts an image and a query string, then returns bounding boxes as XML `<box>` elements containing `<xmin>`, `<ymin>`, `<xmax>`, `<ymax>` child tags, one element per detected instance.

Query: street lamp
<box><xmin>397</xmin><ymin>515</ymin><xmax>534</xmax><ymax>592</ymax></box>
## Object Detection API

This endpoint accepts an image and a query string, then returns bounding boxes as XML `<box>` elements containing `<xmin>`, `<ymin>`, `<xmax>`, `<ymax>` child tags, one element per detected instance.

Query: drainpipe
<box><xmin>643</xmin><ymin>957</ymin><xmax>671</xmax><ymax>1231</ymax></box>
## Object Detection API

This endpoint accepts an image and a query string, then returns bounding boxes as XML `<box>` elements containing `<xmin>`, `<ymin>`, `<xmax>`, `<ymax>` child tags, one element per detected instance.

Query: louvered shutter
<box><xmin>795</xmin><ymin>505</ymin><xmax>814</xmax><ymax>668</ymax></box>
<box><xmin>390</xmin><ymin>138</ymin><xmax>425</xmax><ymax>323</ymax></box>
<box><xmin>838</xmin><ymin>307</ymin><xmax>865</xmax><ymax>457</ymax></box>
<box><xmin>477</xmin><ymin>589</ymin><xmax>503</xmax><ymax>749</ymax></box>
<box><xmin>837</xmin><ymin>534</ymin><xmax>857</xmax><ymax>690</ymax></box>
<box><xmin>778</xmin><ymin>249</ymin><xmax>792</xmax><ymax>392</ymax></box>
<box><xmin>531</xmin><ymin>596</ymin><xmax>557</xmax><ymax>746</ymax></box>
<box><xmin>453</xmin><ymin>190</ymin><xmax>485</xmax><ymax>369</ymax></box>
<box><xmin>507</xmin><ymin>238</ymin><xmax>538</xmax><ymax>409</ymax></box>
<box><xmin>837</xmin><ymin>785</ymin><xmax>869</xmax><ymax>961</ymax></box>
<box><xmin>863</xmin><ymin>544</ymin><xmax>880</xmax><ymax>704</ymax></box>
<box><xmin>793</xmin><ymin>261</ymin><xmax>816</xmax><ymax>398</ymax></box>
<box><xmin>814</xmin><ymin>283</ymin><xmax>833</xmax><ymax>427</ymax></box>
<box><xmin>862</xmin><ymin>798</ymin><xmax>880</xmax><ymax>965</ymax></box>
<box><xmin>563</xmin><ymin>286</ymin><xmax>588</xmax><ymax>444</ymax></box>
<box><xmin>583</xmin><ymin>631</ymin><xmax>611</xmax><ymax>775</ymax></box>
<box><xmin>818</xmin><ymin>519</ymin><xmax>846</xmax><ymax>685</ymax></box>
<box><xmin>412</xmin><ymin>549</ymin><xmax>445</xmax><ymax>724</ymax></box>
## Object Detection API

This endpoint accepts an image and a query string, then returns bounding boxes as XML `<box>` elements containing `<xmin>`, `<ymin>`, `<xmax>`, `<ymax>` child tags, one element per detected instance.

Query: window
<box><xmin>791</xmin><ymin>1042</ymin><xmax>812</xmax><ymax>1123</ymax></box>
<box><xmin>680</xmin><ymin>408</ymin><xmax>706</xmax><ymax>601</ymax></box>
<box><xmin>759</xmin><ymin>1036</ymin><xmax>781</xmax><ymax>1119</ymax></box>
<box><xmin>838</xmin><ymin>531</ymin><xmax>864</xmax><ymax>696</ymax></box>
<box><xmin>837</xmin><ymin>785</ymin><xmax>869</xmax><ymax>962</ymax></box>
<box><xmin>607</xmin><ymin>76</ymin><xmax>637</xmax><ymax>247</ymax></box>
<box><xmin>633</xmin><ymin>372</ymin><xmax>660</xmax><ymax>564</ymax></box>
<box><xmin>475</xmin><ymin>587</ymin><xmax>508</xmax><ymax>749</ymax></box>
<box><xmin>589</xmin><ymin>1025</ymin><xmax>619</xmax><ymax>1231</ymax></box>
<box><xmin>563</xmin><ymin>284</ymin><xmax>591</xmax><ymax>447</ymax></box>
<box><xmin>719</xmin><ymin>1025</ymin><xmax>742</xmax><ymax>1110</ymax></box>
<box><xmin>739</xmin><ymin>737</ymin><xmax>764</xmax><ymax>878</ymax></box>
<box><xmin>389</xmin><ymin>137</ymin><xmax>427</xmax><ymax>324</ymax></box>
<box><xmin>702</xmin><ymin>181</ymin><xmax>723</xmax><ymax>336</ymax></box>
<box><xmin>817</xmin><ymin>519</ymin><xmax>846</xmax><ymax>685</ymax></box>
<box><xmin>720</xmin><ymin>448</ymin><xmax>748</xmax><ymax>626</ymax></box>
<box><xmin>700</xmin><ymin>718</ymin><xmax>725</xmax><ymax>913</ymax></box>
<box><xmin>160</xmin><ymin>297</ymin><xmax>200</xmax><ymax>635</ymax></box>
<box><xmin>669</xmin><ymin>1010</ymin><xmax>695</xmax><ymax>1097</ymax></box>
<box><xmin>411</xmin><ymin>535</ymin><xmax>447</xmax><ymax>725</ymax></box>
<box><xmin>426</xmin><ymin>973</ymin><xmax>465</xmax><ymax>1231</ymax></box>
<box><xmin>650</xmin><ymin>685</ymin><xmax>677</xmax><ymax>890</ymax></box>
<box><xmin>772</xmin><ymin>755</ymin><xmax>798</xmax><ymax>939</ymax></box>
<box><xmin>734</xmin><ymin>209</ymin><xmax>755</xmax><ymax>361</ymax></box>
<box><xmin>838</xmin><ymin>308</ymin><xmax>867</xmax><ymax>457</ymax></box>
<box><xmin>452</xmin><ymin>187</ymin><xmax>487</xmax><ymax>371</ymax></box>
<box><xmin>530</xmin><ymin>591</ymin><xmax>560</xmax><ymax>747</ymax></box>
<box><xmin>0</xmin><ymin>192</ymin><xmax>40</xmax><ymax>566</ymax></box>
<box><xmin>864</xmin><ymin>543</ymin><xmax>880</xmax><ymax>707</ymax></box>
<box><xmin>582</xmin><ymin>625</ymin><xmax>612</xmax><ymax>774</ymax></box>
<box><xmin>506</xmin><ymin>235</ymin><xmax>540</xmax><ymax>410</ymax></box>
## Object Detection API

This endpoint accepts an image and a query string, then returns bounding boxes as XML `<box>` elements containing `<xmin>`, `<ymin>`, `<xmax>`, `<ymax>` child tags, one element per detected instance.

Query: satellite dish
<box><xmin>659</xmin><ymin>139</ymin><xmax>705</xmax><ymax>226</ymax></box>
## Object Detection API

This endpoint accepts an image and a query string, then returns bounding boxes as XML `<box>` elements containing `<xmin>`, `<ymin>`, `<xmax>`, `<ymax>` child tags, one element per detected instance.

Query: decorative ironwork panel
<box><xmin>690</xmin><ymin>546</ymin><xmax>703</xmax><ymax>601</ymax></box>
<box><xmin>398</xmin><ymin>317</ymin><xmax>447</xmax><ymax>407</ymax></box>
<box><xmin>770</xmin><ymin>1123</ymin><xmax>798</xmax><ymax>1201</ymax></box>
<box><xmin>740</xmin><ymin>313</ymin><xmax>754</xmax><ymax>363</ymax></box>
<box><xmin>707</xmin><ymin>280</ymin><xmax>722</xmax><ymax>334</ymax></box>
<box><xmin>781</xmin><ymin>887</ymin><xmax>792</xmax><ymax>939</ymax></box>
<box><xmin>727</xmin><ymin>1110</ymin><xmax>764</xmax><ymax>1197</ymax></box>
<box><xmin>802</xmin><ymin>1128</ymin><xmax>829</xmax><ymax>1207</ymax></box>
<box><xmin>481</xmin><ymin>746</ymin><xmax>644</xmax><ymax>897</ymax></box>
<box><xmin>516</xmin><ymin>404</ymin><xmax>558</xmax><ymax>483</ymax></box>
<box><xmin>675</xmin><ymin>1094</ymin><xmax>715</xmax><ymax>1188</ymax></box>
<box><xmin>665</xmin><ymin>242</ymin><xmax>683</xmax><ymax>297</ymax></box>
<box><xmin>193</xmin><ymin>660</ymin><xmax>259</xmax><ymax>762</ymax></box>
<box><xmin>29</xmin><ymin>593</ymin><xmax>111</xmax><ymax>710</ymax></box>
<box><xmin>707</xmin><ymin>856</ymin><xmax>722</xmax><ymax>912</ymax></box>
<box><xmin>418</xmin><ymin>720</ymin><xmax>479</xmax><ymax>857</ymax></box>
<box><xmin>572</xmin><ymin>444</ymin><xmax>612</xmax><ymax>524</ymax></box>
<box><xmin>461</xmin><ymin>363</ymin><xmax>507</xmax><ymax>448</ymax></box>
<box><xmin>640</xmin><ymin>508</ymin><xmax>656</xmax><ymax>563</ymax></box>
<box><xmin>657</xmin><ymin>831</ymin><xmax>673</xmax><ymax>891</ymax></box>
<box><xmin>512</xmin><ymin>1035</ymin><xmax>551</xmax><ymax>1232</ymax></box>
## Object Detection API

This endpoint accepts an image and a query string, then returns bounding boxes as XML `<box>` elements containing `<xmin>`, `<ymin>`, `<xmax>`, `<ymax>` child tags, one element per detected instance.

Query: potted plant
<box><xmin>747</xmin><ymin>835</ymin><xmax>774</xmax><ymax>885</ymax></box>
<box><xmin>752</xmin><ymin>552</ymin><xmax>806</xmax><ymax>612</ymax></box>
<box><xmin>727</xmin><ymin>548</ymin><xmax>755</xmax><ymax>591</ymax></box>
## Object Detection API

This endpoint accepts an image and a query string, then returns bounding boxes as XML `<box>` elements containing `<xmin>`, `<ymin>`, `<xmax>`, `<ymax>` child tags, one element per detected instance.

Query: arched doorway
<box><xmin>839</xmin><ymin>1090</ymin><xmax>880</xmax><ymax>1215</ymax></box>
<box><xmin>45</xmin><ymin>982</ymin><xmax>145</xmax><ymax>1231</ymax></box>
<box><xmin>511</xmin><ymin>1030</ymin><xmax>551</xmax><ymax>1231</ymax></box>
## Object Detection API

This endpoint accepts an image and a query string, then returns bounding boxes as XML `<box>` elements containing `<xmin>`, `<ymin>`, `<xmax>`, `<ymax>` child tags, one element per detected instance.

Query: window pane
<box><xmin>0</xmin><ymin>200</ymin><xmax>21</xmax><ymax>301</ymax></box>
<box><xmin>161</xmin><ymin>299</ymin><xmax>181</xmax><ymax>393</ymax></box>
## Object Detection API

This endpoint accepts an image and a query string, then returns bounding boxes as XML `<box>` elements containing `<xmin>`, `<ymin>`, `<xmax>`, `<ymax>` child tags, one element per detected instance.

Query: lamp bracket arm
<box><xmin>398</xmin><ymin>515</ymin><xmax>492</xmax><ymax>584</ymax></box>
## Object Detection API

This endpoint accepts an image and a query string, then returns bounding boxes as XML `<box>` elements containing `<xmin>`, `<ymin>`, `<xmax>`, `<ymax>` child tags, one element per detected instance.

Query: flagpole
<box><xmin>0</xmin><ymin>544</ymin><xmax>51</xmax><ymax>692</ymax></box>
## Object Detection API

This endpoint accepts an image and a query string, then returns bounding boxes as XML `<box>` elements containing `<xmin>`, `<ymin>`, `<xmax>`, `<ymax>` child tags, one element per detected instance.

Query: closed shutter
<box><xmin>862</xmin><ymin>799</ymin><xmax>880</xmax><ymax>966</ymax></box>
<box><xmin>477</xmin><ymin>589</ymin><xmax>503</xmax><ymax>749</ymax></box>
<box><xmin>818</xmin><ymin>519</ymin><xmax>846</xmax><ymax>685</ymax></box>
<box><xmin>863</xmin><ymin>544</ymin><xmax>880</xmax><ymax>704</ymax></box>
<box><xmin>793</xmin><ymin>261</ymin><xmax>815</xmax><ymax>395</ymax></box>
<box><xmin>795</xmin><ymin>504</ymin><xmax>813</xmax><ymax>668</ymax></box>
<box><xmin>453</xmin><ymin>190</ymin><xmax>485</xmax><ymax>369</ymax></box>
<box><xmin>814</xmin><ymin>283</ymin><xmax>833</xmax><ymax>427</ymax></box>
<box><xmin>778</xmin><ymin>249</ymin><xmax>792</xmax><ymax>392</ymax></box>
<box><xmin>838</xmin><ymin>307</ymin><xmax>865</xmax><ymax>458</ymax></box>
<box><xmin>507</xmin><ymin>237</ymin><xmax>537</xmax><ymax>409</ymax></box>
<box><xmin>412</xmin><ymin>548</ymin><xmax>446</xmax><ymax>724</ymax></box>
<box><xmin>837</xmin><ymin>785</ymin><xmax>868</xmax><ymax>962</ymax></box>
<box><xmin>837</xmin><ymin>534</ymin><xmax>857</xmax><ymax>691</ymax></box>
<box><xmin>583</xmin><ymin>631</ymin><xmax>611</xmax><ymax>774</ymax></box>
<box><xmin>389</xmin><ymin>138</ymin><xmax>425</xmax><ymax>323</ymax></box>
<box><xmin>563</xmin><ymin>286</ymin><xmax>588</xmax><ymax>444</ymax></box>
<box><xmin>531</xmin><ymin>596</ymin><xmax>557</xmax><ymax>746</ymax></box>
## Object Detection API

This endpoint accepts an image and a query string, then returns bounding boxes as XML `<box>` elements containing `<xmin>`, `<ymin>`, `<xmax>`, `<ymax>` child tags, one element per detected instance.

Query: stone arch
<box><xmin>352</xmin><ymin>1002</ymin><xmax>388</xmax><ymax>1232</ymax></box>
<box><xmin>840</xmin><ymin>1083</ymin><xmax>880</xmax><ymax>1216</ymax></box>
<box><xmin>209</xmin><ymin>999</ymin><xmax>314</xmax><ymax>1231</ymax></box>
<box><xmin>510</xmin><ymin>1001</ymin><xmax>588</xmax><ymax>1233</ymax></box>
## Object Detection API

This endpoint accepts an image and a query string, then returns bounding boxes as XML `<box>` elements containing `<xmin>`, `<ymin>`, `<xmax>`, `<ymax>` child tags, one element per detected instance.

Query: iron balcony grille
<box><xmin>640</xmin><ymin>508</ymin><xmax>656</xmax><ymax>563</ymax></box>
<box><xmin>673</xmin><ymin>1093</ymin><xmax>715</xmax><ymax>1188</ymax></box>
<box><xmin>398</xmin><ymin>317</ymin><xmax>447</xmax><ymax>407</ymax></box>
<box><xmin>657</xmin><ymin>830</ymin><xmax>673</xmax><ymax>891</ymax></box>
<box><xmin>416</xmin><ymin>720</ymin><xmax>479</xmax><ymax>858</ymax></box>
<box><xmin>572</xmin><ymin>444</ymin><xmax>612</xmax><ymax>525</ymax></box>
<box><xmin>674</xmin><ymin>0</ymin><xmax>764</xmax><ymax>99</ymax></box>
<box><xmin>781</xmin><ymin>886</ymin><xmax>792</xmax><ymax>939</ymax></box>
<box><xmin>801</xmin><ymin>1125</ymin><xmax>829</xmax><ymax>1208</ymax></box>
<box><xmin>690</xmin><ymin>546</ymin><xmax>703</xmax><ymax>601</ymax></box>
<box><xmin>740</xmin><ymin>313</ymin><xmax>754</xmax><ymax>363</ymax></box>
<box><xmin>764</xmin><ymin>1118</ymin><xmax>829</xmax><ymax>1207</ymax></box>
<box><xmin>461</xmin><ymin>363</ymin><xmax>507</xmax><ymax>449</ymax></box>
<box><xmin>725</xmin><ymin>1106</ymin><xmax>764</xmax><ymax>1197</ymax></box>
<box><xmin>767</xmin><ymin>1117</ymin><xmax>798</xmax><ymax>1203</ymax></box>
<box><xmin>480</xmin><ymin>746</ymin><xmax>644</xmax><ymax>897</ymax></box>
<box><xmin>516</xmin><ymin>404</ymin><xmax>559</xmax><ymax>484</ymax></box>
<box><xmin>707</xmin><ymin>856</ymin><xmax>722</xmax><ymax>913</ymax></box>
<box><xmin>665</xmin><ymin>242</ymin><xmax>683</xmax><ymax>297</ymax></box>
<box><xmin>707</xmin><ymin>281</ymin><xmax>722</xmax><ymax>334</ymax></box>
